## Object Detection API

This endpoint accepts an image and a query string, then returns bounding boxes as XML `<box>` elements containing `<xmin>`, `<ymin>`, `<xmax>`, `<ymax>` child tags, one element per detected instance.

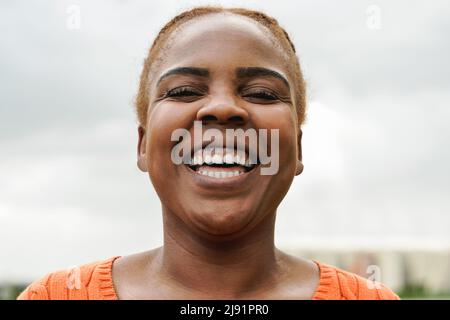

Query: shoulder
<box><xmin>313</xmin><ymin>261</ymin><xmax>400</xmax><ymax>300</ymax></box>
<box><xmin>16</xmin><ymin>256</ymin><xmax>120</xmax><ymax>300</ymax></box>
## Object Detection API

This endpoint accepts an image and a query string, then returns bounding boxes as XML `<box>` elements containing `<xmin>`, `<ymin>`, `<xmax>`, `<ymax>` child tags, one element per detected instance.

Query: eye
<box><xmin>242</xmin><ymin>88</ymin><xmax>279</xmax><ymax>103</ymax></box>
<box><xmin>163</xmin><ymin>86</ymin><xmax>204</xmax><ymax>101</ymax></box>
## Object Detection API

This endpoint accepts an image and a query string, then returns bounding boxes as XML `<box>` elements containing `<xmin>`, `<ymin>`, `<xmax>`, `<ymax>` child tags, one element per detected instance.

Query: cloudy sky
<box><xmin>1</xmin><ymin>0</ymin><xmax>449</xmax><ymax>282</ymax></box>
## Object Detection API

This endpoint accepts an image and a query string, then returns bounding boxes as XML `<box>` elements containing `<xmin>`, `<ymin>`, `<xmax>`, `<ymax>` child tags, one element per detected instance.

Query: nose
<box><xmin>196</xmin><ymin>95</ymin><xmax>249</xmax><ymax>126</ymax></box>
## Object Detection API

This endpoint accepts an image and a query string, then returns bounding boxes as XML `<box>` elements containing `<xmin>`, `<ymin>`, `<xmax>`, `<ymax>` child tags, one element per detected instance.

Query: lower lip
<box><xmin>183</xmin><ymin>164</ymin><xmax>259</xmax><ymax>189</ymax></box>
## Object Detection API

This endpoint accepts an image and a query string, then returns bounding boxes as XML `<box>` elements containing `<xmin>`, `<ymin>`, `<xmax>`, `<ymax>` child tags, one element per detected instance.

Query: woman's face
<box><xmin>138</xmin><ymin>14</ymin><xmax>303</xmax><ymax>239</ymax></box>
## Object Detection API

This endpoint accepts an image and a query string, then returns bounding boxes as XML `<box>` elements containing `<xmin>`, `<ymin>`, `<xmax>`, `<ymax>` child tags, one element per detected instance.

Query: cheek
<box><xmin>145</xmin><ymin>103</ymin><xmax>198</xmax><ymax>168</ymax></box>
<box><xmin>251</xmin><ymin>106</ymin><xmax>298</xmax><ymax>161</ymax></box>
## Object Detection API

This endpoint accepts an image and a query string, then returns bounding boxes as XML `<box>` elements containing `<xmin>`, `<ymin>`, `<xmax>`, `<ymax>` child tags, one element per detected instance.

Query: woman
<box><xmin>17</xmin><ymin>6</ymin><xmax>399</xmax><ymax>300</ymax></box>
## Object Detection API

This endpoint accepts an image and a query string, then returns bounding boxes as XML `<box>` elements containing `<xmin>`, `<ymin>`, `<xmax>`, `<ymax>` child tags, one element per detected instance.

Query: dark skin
<box><xmin>112</xmin><ymin>14</ymin><xmax>319</xmax><ymax>299</ymax></box>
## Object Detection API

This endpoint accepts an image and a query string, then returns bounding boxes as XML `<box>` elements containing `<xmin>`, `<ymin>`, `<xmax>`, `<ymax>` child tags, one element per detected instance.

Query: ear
<box><xmin>137</xmin><ymin>126</ymin><xmax>148</xmax><ymax>172</ymax></box>
<box><xmin>295</xmin><ymin>128</ymin><xmax>304</xmax><ymax>176</ymax></box>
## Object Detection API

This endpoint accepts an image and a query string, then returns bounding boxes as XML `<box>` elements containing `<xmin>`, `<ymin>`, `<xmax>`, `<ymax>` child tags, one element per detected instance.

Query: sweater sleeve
<box><xmin>16</xmin><ymin>273</ymin><xmax>51</xmax><ymax>300</ymax></box>
<box><xmin>376</xmin><ymin>282</ymin><xmax>401</xmax><ymax>300</ymax></box>
<box><xmin>336</xmin><ymin>268</ymin><xmax>400</xmax><ymax>300</ymax></box>
<box><xmin>16</xmin><ymin>269</ymin><xmax>91</xmax><ymax>300</ymax></box>
<box><xmin>15</xmin><ymin>258</ymin><xmax>114</xmax><ymax>300</ymax></box>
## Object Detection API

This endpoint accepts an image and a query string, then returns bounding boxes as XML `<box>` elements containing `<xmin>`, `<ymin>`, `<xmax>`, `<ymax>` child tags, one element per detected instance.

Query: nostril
<box><xmin>200</xmin><ymin>115</ymin><xmax>245</xmax><ymax>124</ymax></box>
<box><xmin>228</xmin><ymin>116</ymin><xmax>244</xmax><ymax>124</ymax></box>
<box><xmin>201</xmin><ymin>115</ymin><xmax>218</xmax><ymax>123</ymax></box>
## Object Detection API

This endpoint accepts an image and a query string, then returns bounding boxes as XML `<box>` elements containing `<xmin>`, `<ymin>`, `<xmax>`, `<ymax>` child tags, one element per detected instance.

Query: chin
<box><xmin>187</xmin><ymin>205</ymin><xmax>256</xmax><ymax>237</ymax></box>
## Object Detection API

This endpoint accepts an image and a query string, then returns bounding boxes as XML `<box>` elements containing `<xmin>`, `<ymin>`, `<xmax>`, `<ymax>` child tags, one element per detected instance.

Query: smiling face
<box><xmin>137</xmin><ymin>13</ymin><xmax>303</xmax><ymax>239</ymax></box>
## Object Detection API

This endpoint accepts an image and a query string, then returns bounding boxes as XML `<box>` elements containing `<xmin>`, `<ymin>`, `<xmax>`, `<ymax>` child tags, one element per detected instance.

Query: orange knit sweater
<box><xmin>16</xmin><ymin>256</ymin><xmax>400</xmax><ymax>300</ymax></box>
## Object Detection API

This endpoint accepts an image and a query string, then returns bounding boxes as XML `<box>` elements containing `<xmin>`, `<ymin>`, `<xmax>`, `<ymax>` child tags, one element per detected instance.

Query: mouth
<box><xmin>185</xmin><ymin>147</ymin><xmax>259</xmax><ymax>179</ymax></box>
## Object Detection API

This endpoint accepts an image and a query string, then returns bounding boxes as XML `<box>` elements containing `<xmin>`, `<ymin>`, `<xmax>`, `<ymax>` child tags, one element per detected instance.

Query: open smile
<box><xmin>186</xmin><ymin>147</ymin><xmax>258</xmax><ymax>177</ymax></box>
<box><xmin>182</xmin><ymin>147</ymin><xmax>260</xmax><ymax>188</ymax></box>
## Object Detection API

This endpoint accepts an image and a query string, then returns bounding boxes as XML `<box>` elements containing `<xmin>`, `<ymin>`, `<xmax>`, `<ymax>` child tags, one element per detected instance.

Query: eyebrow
<box><xmin>236</xmin><ymin>67</ymin><xmax>290</xmax><ymax>89</ymax></box>
<box><xmin>157</xmin><ymin>67</ymin><xmax>209</xmax><ymax>85</ymax></box>
<box><xmin>156</xmin><ymin>66</ymin><xmax>290</xmax><ymax>89</ymax></box>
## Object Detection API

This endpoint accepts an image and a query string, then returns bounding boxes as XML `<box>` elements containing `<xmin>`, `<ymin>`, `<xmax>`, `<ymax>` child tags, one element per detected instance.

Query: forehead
<box><xmin>152</xmin><ymin>13</ymin><xmax>291</xmax><ymax>81</ymax></box>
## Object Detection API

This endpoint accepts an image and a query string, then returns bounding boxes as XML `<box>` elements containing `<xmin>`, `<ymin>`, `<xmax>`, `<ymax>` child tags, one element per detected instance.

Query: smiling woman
<box><xmin>17</xmin><ymin>6</ymin><xmax>399</xmax><ymax>300</ymax></box>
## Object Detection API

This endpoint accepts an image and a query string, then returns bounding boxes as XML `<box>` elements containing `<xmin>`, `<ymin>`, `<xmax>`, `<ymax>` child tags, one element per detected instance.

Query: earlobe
<box><xmin>295</xmin><ymin>128</ymin><xmax>304</xmax><ymax>176</ymax></box>
<box><xmin>295</xmin><ymin>161</ymin><xmax>304</xmax><ymax>176</ymax></box>
<box><xmin>137</xmin><ymin>126</ymin><xmax>148</xmax><ymax>172</ymax></box>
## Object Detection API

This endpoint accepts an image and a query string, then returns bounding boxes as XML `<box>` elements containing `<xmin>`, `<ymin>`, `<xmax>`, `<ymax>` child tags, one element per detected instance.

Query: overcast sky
<box><xmin>1</xmin><ymin>0</ymin><xmax>449</xmax><ymax>282</ymax></box>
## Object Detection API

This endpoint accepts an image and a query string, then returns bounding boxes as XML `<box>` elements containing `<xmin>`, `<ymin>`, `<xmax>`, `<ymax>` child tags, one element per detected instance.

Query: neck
<box><xmin>154</xmin><ymin>206</ymin><xmax>283</xmax><ymax>298</ymax></box>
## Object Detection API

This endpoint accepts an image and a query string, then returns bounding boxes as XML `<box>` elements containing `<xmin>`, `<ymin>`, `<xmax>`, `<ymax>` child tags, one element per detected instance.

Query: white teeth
<box><xmin>212</xmin><ymin>154</ymin><xmax>223</xmax><ymax>164</ymax></box>
<box><xmin>224</xmin><ymin>153</ymin><xmax>234</xmax><ymax>164</ymax></box>
<box><xmin>204</xmin><ymin>154</ymin><xmax>212</xmax><ymax>164</ymax></box>
<box><xmin>190</xmin><ymin>147</ymin><xmax>256</xmax><ymax>167</ymax></box>
<box><xmin>192</xmin><ymin>151</ymin><xmax>203</xmax><ymax>165</ymax></box>
<box><xmin>197</xmin><ymin>170</ymin><xmax>243</xmax><ymax>178</ymax></box>
<box><xmin>234</xmin><ymin>153</ymin><xmax>246</xmax><ymax>166</ymax></box>
<box><xmin>196</xmin><ymin>154</ymin><xmax>203</xmax><ymax>165</ymax></box>
<box><xmin>191</xmin><ymin>154</ymin><xmax>198</xmax><ymax>165</ymax></box>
